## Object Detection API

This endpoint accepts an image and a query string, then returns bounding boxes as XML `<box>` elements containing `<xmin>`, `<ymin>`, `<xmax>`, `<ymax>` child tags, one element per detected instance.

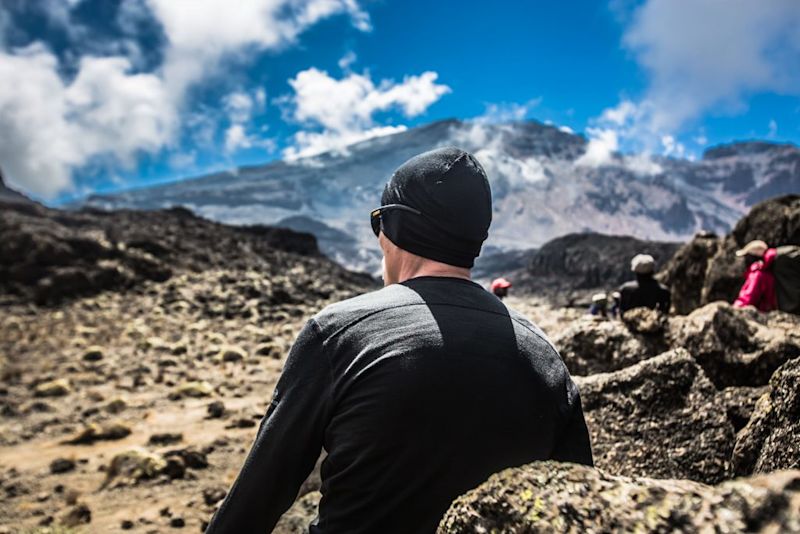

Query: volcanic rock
<box><xmin>33</xmin><ymin>379</ymin><xmax>71</xmax><ymax>398</ymax></box>
<box><xmin>49</xmin><ymin>458</ymin><xmax>76</xmax><ymax>474</ymax></box>
<box><xmin>438</xmin><ymin>461</ymin><xmax>800</xmax><ymax>533</ymax></box>
<box><xmin>62</xmin><ymin>422</ymin><xmax>132</xmax><ymax>445</ymax></box>
<box><xmin>716</xmin><ymin>386</ymin><xmax>768</xmax><ymax>432</ymax></box>
<box><xmin>103</xmin><ymin>449</ymin><xmax>167</xmax><ymax>488</ymax></box>
<box><xmin>733</xmin><ymin>357</ymin><xmax>800</xmax><ymax>476</ymax></box>
<box><xmin>169</xmin><ymin>381</ymin><xmax>214</xmax><ymax>400</ymax></box>
<box><xmin>552</xmin><ymin>315</ymin><xmax>666</xmax><ymax>376</ymax></box>
<box><xmin>205</xmin><ymin>401</ymin><xmax>226</xmax><ymax>419</ymax></box>
<box><xmin>575</xmin><ymin>349</ymin><xmax>734</xmax><ymax>483</ymax></box>
<box><xmin>81</xmin><ymin>346</ymin><xmax>105</xmax><ymax>362</ymax></box>
<box><xmin>61</xmin><ymin>503</ymin><xmax>91</xmax><ymax>527</ymax></box>
<box><xmin>668</xmin><ymin>301</ymin><xmax>800</xmax><ymax>387</ymax></box>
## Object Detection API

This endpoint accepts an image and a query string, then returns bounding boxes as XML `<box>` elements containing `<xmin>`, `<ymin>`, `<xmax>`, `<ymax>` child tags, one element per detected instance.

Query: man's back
<box><xmin>206</xmin><ymin>277</ymin><xmax>592</xmax><ymax>533</ymax></box>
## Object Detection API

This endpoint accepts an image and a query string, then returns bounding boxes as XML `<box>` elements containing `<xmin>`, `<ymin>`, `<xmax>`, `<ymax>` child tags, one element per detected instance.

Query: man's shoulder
<box><xmin>504</xmin><ymin>306</ymin><xmax>559</xmax><ymax>355</ymax></box>
<box><xmin>619</xmin><ymin>280</ymin><xmax>638</xmax><ymax>292</ymax></box>
<box><xmin>312</xmin><ymin>284</ymin><xmax>422</xmax><ymax>334</ymax></box>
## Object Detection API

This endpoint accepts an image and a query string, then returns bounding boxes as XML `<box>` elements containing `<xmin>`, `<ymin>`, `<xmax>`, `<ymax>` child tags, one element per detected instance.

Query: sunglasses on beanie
<box><xmin>370</xmin><ymin>204</ymin><xmax>423</xmax><ymax>237</ymax></box>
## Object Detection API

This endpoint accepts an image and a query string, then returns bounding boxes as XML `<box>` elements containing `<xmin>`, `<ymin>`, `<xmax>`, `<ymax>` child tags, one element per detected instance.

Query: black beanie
<box><xmin>380</xmin><ymin>147</ymin><xmax>492</xmax><ymax>268</ymax></box>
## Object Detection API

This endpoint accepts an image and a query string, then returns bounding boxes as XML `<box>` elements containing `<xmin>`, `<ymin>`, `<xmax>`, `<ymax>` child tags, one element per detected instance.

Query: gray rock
<box><xmin>733</xmin><ymin>357</ymin><xmax>800</xmax><ymax>476</ymax></box>
<box><xmin>438</xmin><ymin>461</ymin><xmax>800</xmax><ymax>533</ymax></box>
<box><xmin>575</xmin><ymin>349</ymin><xmax>734</xmax><ymax>483</ymax></box>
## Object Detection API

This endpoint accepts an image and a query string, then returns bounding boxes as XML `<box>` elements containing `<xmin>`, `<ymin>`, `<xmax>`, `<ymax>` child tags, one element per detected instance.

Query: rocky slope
<box><xmin>0</xmin><ymin>199</ymin><xmax>377</xmax><ymax>532</ymax></box>
<box><xmin>79</xmin><ymin>120</ymin><xmax>800</xmax><ymax>274</ymax></box>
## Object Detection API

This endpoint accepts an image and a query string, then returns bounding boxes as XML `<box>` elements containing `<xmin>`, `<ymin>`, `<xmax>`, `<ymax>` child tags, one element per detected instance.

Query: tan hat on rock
<box><xmin>735</xmin><ymin>240</ymin><xmax>768</xmax><ymax>257</ymax></box>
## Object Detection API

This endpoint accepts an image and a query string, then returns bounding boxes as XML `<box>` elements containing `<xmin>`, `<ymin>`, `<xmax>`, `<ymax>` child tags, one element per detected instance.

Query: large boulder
<box><xmin>657</xmin><ymin>232</ymin><xmax>719</xmax><ymax>314</ymax></box>
<box><xmin>668</xmin><ymin>301</ymin><xmax>800</xmax><ymax>388</ymax></box>
<box><xmin>438</xmin><ymin>461</ymin><xmax>800</xmax><ymax>533</ymax></box>
<box><xmin>551</xmin><ymin>314</ymin><xmax>666</xmax><ymax>376</ymax></box>
<box><xmin>733</xmin><ymin>357</ymin><xmax>800</xmax><ymax>476</ymax></box>
<box><xmin>663</xmin><ymin>195</ymin><xmax>800</xmax><ymax>313</ymax></box>
<box><xmin>575</xmin><ymin>349</ymin><xmax>734</xmax><ymax>483</ymax></box>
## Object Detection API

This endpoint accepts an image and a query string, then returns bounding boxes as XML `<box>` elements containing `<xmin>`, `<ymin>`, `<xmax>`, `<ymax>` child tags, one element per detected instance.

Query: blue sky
<box><xmin>1</xmin><ymin>0</ymin><xmax>799</xmax><ymax>203</ymax></box>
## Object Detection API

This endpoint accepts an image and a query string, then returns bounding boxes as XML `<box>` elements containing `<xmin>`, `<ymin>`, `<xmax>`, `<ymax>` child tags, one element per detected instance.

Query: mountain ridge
<box><xmin>78</xmin><ymin>119</ymin><xmax>800</xmax><ymax>273</ymax></box>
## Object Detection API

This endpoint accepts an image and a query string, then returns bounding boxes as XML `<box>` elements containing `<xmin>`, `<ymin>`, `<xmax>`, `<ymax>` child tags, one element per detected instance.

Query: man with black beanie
<box><xmin>205</xmin><ymin>147</ymin><xmax>593</xmax><ymax>534</ymax></box>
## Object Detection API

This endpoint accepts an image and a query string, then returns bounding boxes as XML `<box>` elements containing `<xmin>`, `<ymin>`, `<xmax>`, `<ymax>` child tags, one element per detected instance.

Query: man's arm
<box><xmin>205</xmin><ymin>319</ymin><xmax>332</xmax><ymax>534</ymax></box>
<box><xmin>551</xmin><ymin>379</ymin><xmax>593</xmax><ymax>466</ymax></box>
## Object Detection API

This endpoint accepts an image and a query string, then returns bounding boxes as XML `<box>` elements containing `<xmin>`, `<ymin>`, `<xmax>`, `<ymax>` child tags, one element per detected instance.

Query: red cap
<box><xmin>491</xmin><ymin>277</ymin><xmax>512</xmax><ymax>291</ymax></box>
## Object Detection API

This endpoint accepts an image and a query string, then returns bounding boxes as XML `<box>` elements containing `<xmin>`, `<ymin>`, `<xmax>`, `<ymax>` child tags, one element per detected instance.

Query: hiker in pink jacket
<box><xmin>733</xmin><ymin>240</ymin><xmax>778</xmax><ymax>312</ymax></box>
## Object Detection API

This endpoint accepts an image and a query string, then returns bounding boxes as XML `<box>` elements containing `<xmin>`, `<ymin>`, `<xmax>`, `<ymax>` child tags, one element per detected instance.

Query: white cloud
<box><xmin>283</xmin><ymin>68</ymin><xmax>450</xmax><ymax>158</ymax></box>
<box><xmin>558</xmin><ymin>125</ymin><xmax>574</xmax><ymax>134</ymax></box>
<box><xmin>224</xmin><ymin>124</ymin><xmax>253</xmax><ymax>153</ymax></box>
<box><xmin>338</xmin><ymin>51</ymin><xmax>357</xmax><ymax>70</ymax></box>
<box><xmin>768</xmin><ymin>119</ymin><xmax>778</xmax><ymax>138</ymax></box>
<box><xmin>589</xmin><ymin>0</ymin><xmax>800</xmax><ymax>158</ymax></box>
<box><xmin>146</xmin><ymin>0</ymin><xmax>371</xmax><ymax>98</ymax></box>
<box><xmin>0</xmin><ymin>44</ymin><xmax>176</xmax><ymax>198</ymax></box>
<box><xmin>575</xmin><ymin>128</ymin><xmax>619</xmax><ymax>167</ymax></box>
<box><xmin>660</xmin><ymin>134</ymin><xmax>685</xmax><ymax>157</ymax></box>
<box><xmin>474</xmin><ymin>99</ymin><xmax>541</xmax><ymax>124</ymax></box>
<box><xmin>1</xmin><ymin>0</ymin><xmax>370</xmax><ymax>198</ymax></box>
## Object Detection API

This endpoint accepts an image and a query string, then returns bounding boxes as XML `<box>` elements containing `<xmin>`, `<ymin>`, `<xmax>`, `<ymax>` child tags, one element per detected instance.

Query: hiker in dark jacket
<box><xmin>618</xmin><ymin>254</ymin><xmax>671</xmax><ymax>315</ymax></box>
<box><xmin>205</xmin><ymin>147</ymin><xmax>593</xmax><ymax>534</ymax></box>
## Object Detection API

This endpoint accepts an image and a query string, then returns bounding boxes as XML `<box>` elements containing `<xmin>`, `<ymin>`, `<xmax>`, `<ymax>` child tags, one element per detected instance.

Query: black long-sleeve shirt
<box><xmin>618</xmin><ymin>274</ymin><xmax>671</xmax><ymax>315</ymax></box>
<box><xmin>205</xmin><ymin>276</ymin><xmax>593</xmax><ymax>534</ymax></box>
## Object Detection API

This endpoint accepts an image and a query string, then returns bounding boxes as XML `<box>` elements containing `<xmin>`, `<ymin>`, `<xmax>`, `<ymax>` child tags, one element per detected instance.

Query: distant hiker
<box><xmin>589</xmin><ymin>292</ymin><xmax>608</xmax><ymax>317</ymax></box>
<box><xmin>618</xmin><ymin>254</ymin><xmax>671</xmax><ymax>315</ymax></box>
<box><xmin>609</xmin><ymin>291</ymin><xmax>622</xmax><ymax>318</ymax></box>
<box><xmin>205</xmin><ymin>147</ymin><xmax>593</xmax><ymax>534</ymax></box>
<box><xmin>490</xmin><ymin>277</ymin><xmax>512</xmax><ymax>299</ymax></box>
<box><xmin>733</xmin><ymin>240</ymin><xmax>778</xmax><ymax>312</ymax></box>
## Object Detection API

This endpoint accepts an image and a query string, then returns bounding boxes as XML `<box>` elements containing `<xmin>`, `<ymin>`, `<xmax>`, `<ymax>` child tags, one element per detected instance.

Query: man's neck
<box><xmin>397</xmin><ymin>258</ymin><xmax>471</xmax><ymax>284</ymax></box>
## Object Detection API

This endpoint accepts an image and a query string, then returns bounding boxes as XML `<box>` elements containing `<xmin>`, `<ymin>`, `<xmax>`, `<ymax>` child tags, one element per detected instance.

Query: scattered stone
<box><xmin>103</xmin><ymin>449</ymin><xmax>168</xmax><ymax>488</ymax></box>
<box><xmin>274</xmin><ymin>491</ymin><xmax>322</xmax><ymax>533</ymax></box>
<box><xmin>254</xmin><ymin>342</ymin><xmax>280</xmax><ymax>359</ymax></box>
<box><xmin>733</xmin><ymin>357</ymin><xmax>800</xmax><ymax>476</ymax></box>
<box><xmin>62</xmin><ymin>422</ymin><xmax>132</xmax><ymax>445</ymax></box>
<box><xmin>49</xmin><ymin>458</ymin><xmax>76</xmax><ymax>474</ymax></box>
<box><xmin>170</xmin><ymin>516</ymin><xmax>186</xmax><ymax>528</ymax></box>
<box><xmin>34</xmin><ymin>379</ymin><xmax>71</xmax><ymax>398</ymax></box>
<box><xmin>218</xmin><ymin>345</ymin><xmax>246</xmax><ymax>363</ymax></box>
<box><xmin>438</xmin><ymin>461</ymin><xmax>800</xmax><ymax>533</ymax></box>
<box><xmin>575</xmin><ymin>349</ymin><xmax>734</xmax><ymax>484</ymax></box>
<box><xmin>202</xmin><ymin>487</ymin><xmax>227</xmax><ymax>506</ymax></box>
<box><xmin>81</xmin><ymin>346</ymin><xmax>105</xmax><ymax>362</ymax></box>
<box><xmin>168</xmin><ymin>381</ymin><xmax>214</xmax><ymax>400</ymax></box>
<box><xmin>162</xmin><ymin>455</ymin><xmax>186</xmax><ymax>480</ymax></box>
<box><xmin>206</xmin><ymin>400</ymin><xmax>226</xmax><ymax>419</ymax></box>
<box><xmin>105</xmin><ymin>397</ymin><xmax>128</xmax><ymax>414</ymax></box>
<box><xmin>148</xmin><ymin>432</ymin><xmax>183</xmax><ymax>446</ymax></box>
<box><xmin>61</xmin><ymin>502</ymin><xmax>91</xmax><ymax>527</ymax></box>
<box><xmin>166</xmin><ymin>447</ymin><xmax>209</xmax><ymax>470</ymax></box>
<box><xmin>225</xmin><ymin>417</ymin><xmax>256</xmax><ymax>429</ymax></box>
<box><xmin>121</xmin><ymin>519</ymin><xmax>134</xmax><ymax>530</ymax></box>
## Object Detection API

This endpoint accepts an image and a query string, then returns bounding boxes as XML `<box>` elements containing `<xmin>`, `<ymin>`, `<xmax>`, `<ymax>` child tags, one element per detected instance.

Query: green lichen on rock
<box><xmin>438</xmin><ymin>461</ymin><xmax>800</xmax><ymax>533</ymax></box>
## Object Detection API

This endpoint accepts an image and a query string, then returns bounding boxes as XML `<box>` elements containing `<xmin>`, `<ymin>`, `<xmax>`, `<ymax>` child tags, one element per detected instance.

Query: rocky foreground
<box><xmin>1</xmin><ymin>195</ymin><xmax>800</xmax><ymax>533</ymax></box>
